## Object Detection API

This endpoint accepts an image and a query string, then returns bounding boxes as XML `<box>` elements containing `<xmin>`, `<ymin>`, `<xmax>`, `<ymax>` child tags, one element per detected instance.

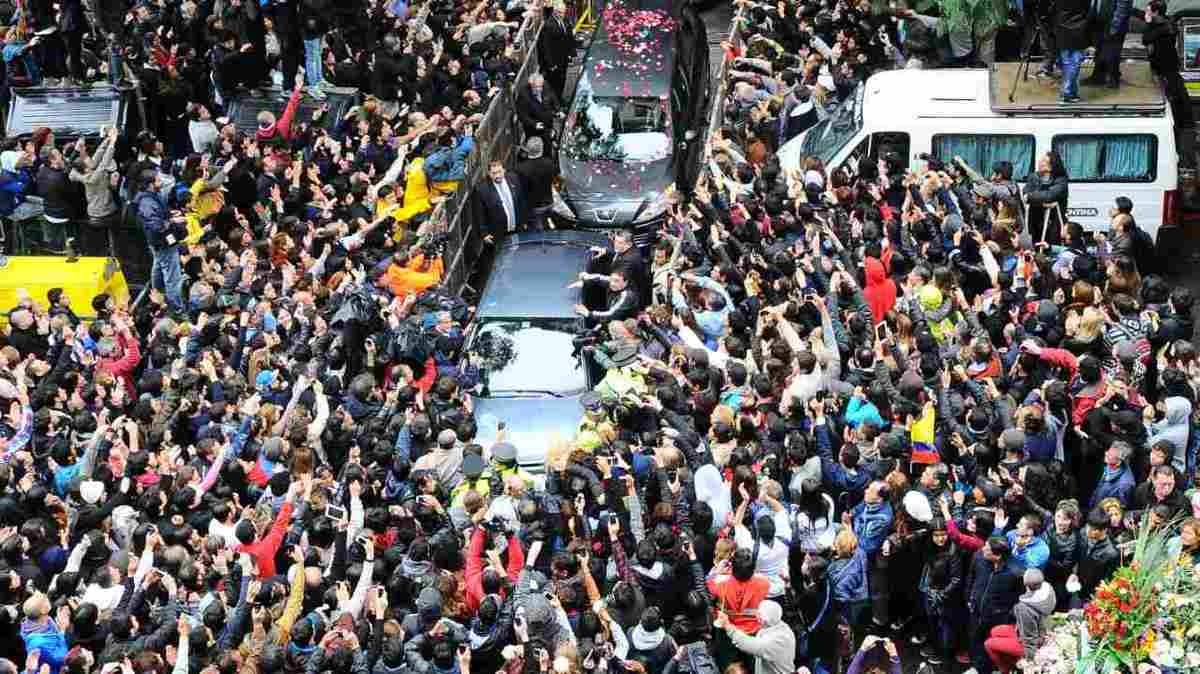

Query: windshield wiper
<box><xmin>490</xmin><ymin>389</ymin><xmax>566</xmax><ymax>398</ymax></box>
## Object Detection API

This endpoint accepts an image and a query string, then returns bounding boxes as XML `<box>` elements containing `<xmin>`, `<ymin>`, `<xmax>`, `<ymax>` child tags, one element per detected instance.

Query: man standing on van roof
<box><xmin>1054</xmin><ymin>0</ymin><xmax>1091</xmax><ymax>103</ymax></box>
<box><xmin>1144</xmin><ymin>0</ymin><xmax>1197</xmax><ymax>164</ymax></box>
<box><xmin>1084</xmin><ymin>0</ymin><xmax>1132</xmax><ymax>89</ymax></box>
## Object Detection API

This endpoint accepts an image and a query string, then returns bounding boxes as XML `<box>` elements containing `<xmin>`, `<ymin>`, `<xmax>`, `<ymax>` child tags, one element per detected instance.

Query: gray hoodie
<box><xmin>727</xmin><ymin>600</ymin><xmax>795</xmax><ymax>674</ymax></box>
<box><xmin>1014</xmin><ymin>582</ymin><xmax>1057</xmax><ymax>659</ymax></box>
<box><xmin>1148</xmin><ymin>396</ymin><xmax>1192</xmax><ymax>474</ymax></box>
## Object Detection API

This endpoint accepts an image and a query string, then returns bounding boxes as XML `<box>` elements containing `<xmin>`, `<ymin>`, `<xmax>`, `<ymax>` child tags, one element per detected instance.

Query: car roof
<box><xmin>581</xmin><ymin>0</ymin><xmax>677</xmax><ymax>98</ymax></box>
<box><xmin>475</xmin><ymin>230</ymin><xmax>611</xmax><ymax>320</ymax></box>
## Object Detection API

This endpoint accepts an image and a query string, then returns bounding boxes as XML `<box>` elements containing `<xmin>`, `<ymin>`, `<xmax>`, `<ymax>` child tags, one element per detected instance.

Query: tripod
<box><xmin>1009</xmin><ymin>21</ymin><xmax>1043</xmax><ymax>102</ymax></box>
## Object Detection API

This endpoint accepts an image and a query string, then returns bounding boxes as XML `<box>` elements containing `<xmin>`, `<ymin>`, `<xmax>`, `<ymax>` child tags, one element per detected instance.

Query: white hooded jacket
<box><xmin>727</xmin><ymin>600</ymin><xmax>795</xmax><ymax>674</ymax></box>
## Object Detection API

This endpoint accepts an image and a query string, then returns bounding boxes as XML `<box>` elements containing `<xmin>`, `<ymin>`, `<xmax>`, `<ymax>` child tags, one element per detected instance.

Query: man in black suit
<box><xmin>372</xmin><ymin>34</ymin><xmax>406</xmax><ymax>118</ymax></box>
<box><xmin>588</xmin><ymin>231</ymin><xmax>647</xmax><ymax>303</ymax></box>
<box><xmin>514</xmin><ymin>137</ymin><xmax>557</xmax><ymax>231</ymax></box>
<box><xmin>474</xmin><ymin>160</ymin><xmax>527</xmax><ymax>245</ymax></box>
<box><xmin>515</xmin><ymin>73</ymin><xmax>562</xmax><ymax>145</ymax></box>
<box><xmin>537</xmin><ymin>3</ymin><xmax>575</xmax><ymax>99</ymax></box>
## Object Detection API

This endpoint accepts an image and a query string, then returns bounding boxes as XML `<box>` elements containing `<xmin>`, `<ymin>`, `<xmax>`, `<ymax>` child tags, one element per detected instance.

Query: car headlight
<box><xmin>633</xmin><ymin>185</ymin><xmax>674</xmax><ymax>224</ymax></box>
<box><xmin>552</xmin><ymin>189</ymin><xmax>576</xmax><ymax>219</ymax></box>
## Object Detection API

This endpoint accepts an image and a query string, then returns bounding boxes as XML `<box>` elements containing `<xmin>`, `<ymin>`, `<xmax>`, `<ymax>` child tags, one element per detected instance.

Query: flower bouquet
<box><xmin>1026</xmin><ymin>519</ymin><xmax>1198</xmax><ymax>674</ymax></box>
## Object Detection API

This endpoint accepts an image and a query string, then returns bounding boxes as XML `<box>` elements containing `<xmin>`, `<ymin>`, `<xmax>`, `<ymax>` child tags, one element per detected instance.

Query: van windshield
<box><xmin>565</xmin><ymin>74</ymin><xmax>671</xmax><ymax>163</ymax></box>
<box><xmin>801</xmin><ymin>83</ymin><xmax>863</xmax><ymax>164</ymax></box>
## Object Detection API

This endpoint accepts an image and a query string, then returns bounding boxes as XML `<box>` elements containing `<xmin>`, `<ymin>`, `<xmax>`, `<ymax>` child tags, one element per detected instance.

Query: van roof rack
<box><xmin>989</xmin><ymin>62</ymin><xmax>1166</xmax><ymax>116</ymax></box>
<box><xmin>6</xmin><ymin>85</ymin><xmax>130</xmax><ymax>138</ymax></box>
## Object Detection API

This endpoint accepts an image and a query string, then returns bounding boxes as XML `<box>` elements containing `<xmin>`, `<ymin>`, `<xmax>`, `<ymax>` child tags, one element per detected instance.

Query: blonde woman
<box><xmin>1063</xmin><ymin>306</ymin><xmax>1106</xmax><ymax>360</ymax></box>
<box><xmin>827</xmin><ymin>528</ymin><xmax>869</xmax><ymax>636</ymax></box>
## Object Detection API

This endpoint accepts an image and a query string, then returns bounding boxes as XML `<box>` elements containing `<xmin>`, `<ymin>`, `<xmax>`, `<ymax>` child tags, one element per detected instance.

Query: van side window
<box><xmin>1184</xmin><ymin>22</ymin><xmax>1200</xmax><ymax>71</ymax></box>
<box><xmin>1051</xmin><ymin>135</ymin><xmax>1157</xmax><ymax>183</ymax></box>
<box><xmin>931</xmin><ymin>134</ymin><xmax>1035</xmax><ymax>180</ymax></box>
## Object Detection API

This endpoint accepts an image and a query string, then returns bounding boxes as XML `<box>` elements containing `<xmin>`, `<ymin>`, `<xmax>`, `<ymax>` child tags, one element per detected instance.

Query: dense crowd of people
<box><xmin>0</xmin><ymin>0</ymin><xmax>1196</xmax><ymax>672</ymax></box>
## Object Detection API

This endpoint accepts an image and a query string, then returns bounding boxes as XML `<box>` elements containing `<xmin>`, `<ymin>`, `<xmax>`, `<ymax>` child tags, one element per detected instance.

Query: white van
<box><xmin>777</xmin><ymin>64</ymin><xmax>1181</xmax><ymax>242</ymax></box>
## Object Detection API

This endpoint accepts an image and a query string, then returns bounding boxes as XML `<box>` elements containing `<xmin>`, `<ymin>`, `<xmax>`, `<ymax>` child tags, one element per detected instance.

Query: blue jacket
<box><xmin>22</xmin><ymin>621</ymin><xmax>69</xmax><ymax>674</ymax></box>
<box><xmin>828</xmin><ymin>547</ymin><xmax>868</xmax><ymax>605</ymax></box>
<box><xmin>845</xmin><ymin>397</ymin><xmax>884</xmax><ymax>429</ymax></box>
<box><xmin>1101</xmin><ymin>0</ymin><xmax>1133</xmax><ymax>36</ymax></box>
<box><xmin>1006</xmin><ymin>531</ymin><xmax>1050</xmax><ymax>570</ymax></box>
<box><xmin>851</xmin><ymin>500</ymin><xmax>894</xmax><ymax>556</ymax></box>
<box><xmin>135</xmin><ymin>190</ymin><xmax>170</xmax><ymax>248</ymax></box>
<box><xmin>814</xmin><ymin>422</ymin><xmax>871</xmax><ymax>501</ymax></box>
<box><xmin>1090</xmin><ymin>463</ymin><xmax>1135</xmax><ymax>510</ymax></box>
<box><xmin>968</xmin><ymin>554</ymin><xmax>1026</xmax><ymax>624</ymax></box>
<box><xmin>423</xmin><ymin>136</ymin><xmax>475</xmax><ymax>183</ymax></box>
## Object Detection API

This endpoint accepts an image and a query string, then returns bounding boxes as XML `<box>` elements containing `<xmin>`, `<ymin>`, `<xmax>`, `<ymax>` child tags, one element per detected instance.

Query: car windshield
<box><xmin>801</xmin><ymin>82</ymin><xmax>863</xmax><ymax>164</ymax></box>
<box><xmin>470</xmin><ymin>318</ymin><xmax>587</xmax><ymax>395</ymax></box>
<box><xmin>564</xmin><ymin>74</ymin><xmax>671</xmax><ymax>163</ymax></box>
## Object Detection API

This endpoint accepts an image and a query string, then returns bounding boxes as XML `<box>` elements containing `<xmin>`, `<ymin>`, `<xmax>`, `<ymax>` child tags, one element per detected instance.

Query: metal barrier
<box><xmin>432</xmin><ymin>9</ymin><xmax>544</xmax><ymax>295</ymax></box>
<box><xmin>700</xmin><ymin>22</ymin><xmax>742</xmax><ymax>168</ymax></box>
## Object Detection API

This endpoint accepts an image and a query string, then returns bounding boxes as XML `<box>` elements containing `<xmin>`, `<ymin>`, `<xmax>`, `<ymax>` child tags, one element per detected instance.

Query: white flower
<box><xmin>1151</xmin><ymin>637</ymin><xmax>1178</xmax><ymax>667</ymax></box>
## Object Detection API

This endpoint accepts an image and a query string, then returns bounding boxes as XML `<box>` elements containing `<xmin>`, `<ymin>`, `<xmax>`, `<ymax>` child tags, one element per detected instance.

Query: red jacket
<box><xmin>946</xmin><ymin>517</ymin><xmax>984</xmax><ymax>553</ymax></box>
<box><xmin>96</xmin><ymin>332</ymin><xmax>141</xmax><ymax>398</ymax></box>
<box><xmin>863</xmin><ymin>250</ymin><xmax>896</xmax><ymax>324</ymax></box>
<box><xmin>236</xmin><ymin>500</ymin><xmax>293</xmax><ymax>578</ymax></box>
<box><xmin>256</xmin><ymin>89</ymin><xmax>302</xmax><ymax>145</ymax></box>
<box><xmin>464</xmin><ymin>528</ymin><xmax>524</xmax><ymax>613</ymax></box>
<box><xmin>1038</xmin><ymin>347</ymin><xmax>1106</xmax><ymax>426</ymax></box>
<box><xmin>707</xmin><ymin>574</ymin><xmax>770</xmax><ymax>634</ymax></box>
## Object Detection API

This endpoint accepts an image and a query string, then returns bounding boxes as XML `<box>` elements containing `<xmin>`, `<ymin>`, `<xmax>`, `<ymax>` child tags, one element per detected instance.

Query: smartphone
<box><xmin>609</xmin><ymin>514</ymin><xmax>618</xmax><ymax>526</ymax></box>
<box><xmin>324</xmin><ymin>504</ymin><xmax>345</xmax><ymax>522</ymax></box>
<box><xmin>875</xmin><ymin>322</ymin><xmax>889</xmax><ymax>341</ymax></box>
<box><xmin>357</xmin><ymin>534</ymin><xmax>373</xmax><ymax>545</ymax></box>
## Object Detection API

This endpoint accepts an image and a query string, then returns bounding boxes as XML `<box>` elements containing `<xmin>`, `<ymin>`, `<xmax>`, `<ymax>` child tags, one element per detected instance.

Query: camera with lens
<box><xmin>421</xmin><ymin>232</ymin><xmax>449</xmax><ymax>258</ymax></box>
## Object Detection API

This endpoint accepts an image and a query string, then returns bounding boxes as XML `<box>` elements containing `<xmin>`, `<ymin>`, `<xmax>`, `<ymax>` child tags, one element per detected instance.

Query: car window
<box><xmin>470</xmin><ymin>318</ymin><xmax>587</xmax><ymax>395</ymax></box>
<box><xmin>564</xmin><ymin>73</ymin><xmax>672</xmax><ymax>163</ymax></box>
<box><xmin>800</xmin><ymin>82</ymin><xmax>863</xmax><ymax>165</ymax></box>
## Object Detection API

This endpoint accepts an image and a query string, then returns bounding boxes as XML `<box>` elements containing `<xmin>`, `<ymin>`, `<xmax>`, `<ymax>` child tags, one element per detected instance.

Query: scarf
<box><xmin>402</xmin><ymin>556</ymin><xmax>432</xmax><ymax>578</ymax></box>
<box><xmin>629</xmin><ymin>624</ymin><xmax>666</xmax><ymax>651</ymax></box>
<box><xmin>1100</xmin><ymin>463</ymin><xmax>1125</xmax><ymax>484</ymax></box>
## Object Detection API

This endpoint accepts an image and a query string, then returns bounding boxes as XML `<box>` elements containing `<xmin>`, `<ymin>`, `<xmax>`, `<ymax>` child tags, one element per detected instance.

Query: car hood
<box><xmin>473</xmin><ymin>394</ymin><xmax>584</xmax><ymax>472</ymax></box>
<box><xmin>560</xmin><ymin>155</ymin><xmax>674</xmax><ymax>209</ymax></box>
